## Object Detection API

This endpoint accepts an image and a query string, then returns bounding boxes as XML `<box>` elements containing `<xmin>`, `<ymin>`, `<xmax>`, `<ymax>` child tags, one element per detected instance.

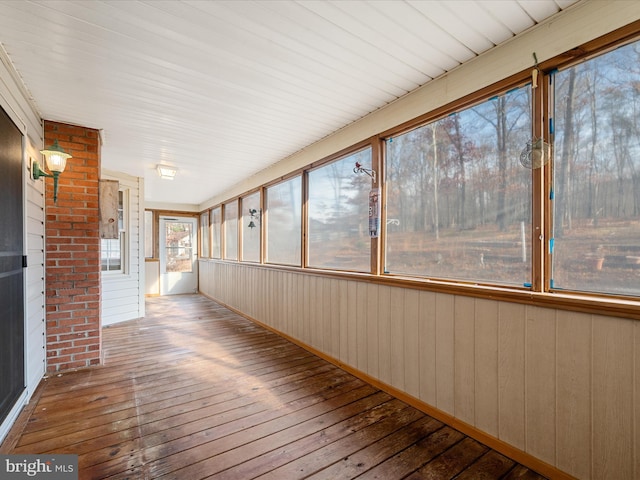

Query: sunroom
<box><xmin>1</xmin><ymin>1</ymin><xmax>639</xmax><ymax>479</ymax></box>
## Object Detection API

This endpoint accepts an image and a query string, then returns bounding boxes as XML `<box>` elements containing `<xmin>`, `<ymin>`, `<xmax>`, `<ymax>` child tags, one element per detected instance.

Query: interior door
<box><xmin>0</xmin><ymin>106</ymin><xmax>24</xmax><ymax>424</ymax></box>
<box><xmin>159</xmin><ymin>216</ymin><xmax>198</xmax><ymax>295</ymax></box>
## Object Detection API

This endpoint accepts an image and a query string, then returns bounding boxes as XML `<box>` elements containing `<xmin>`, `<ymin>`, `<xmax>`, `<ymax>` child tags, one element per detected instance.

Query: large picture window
<box><xmin>385</xmin><ymin>84</ymin><xmax>532</xmax><ymax>286</ymax></box>
<box><xmin>308</xmin><ymin>148</ymin><xmax>372</xmax><ymax>272</ymax></box>
<box><xmin>551</xmin><ymin>39</ymin><xmax>640</xmax><ymax>296</ymax></box>
<box><xmin>241</xmin><ymin>191</ymin><xmax>261</xmax><ymax>263</ymax></box>
<box><xmin>224</xmin><ymin>200</ymin><xmax>238</xmax><ymax>261</ymax></box>
<box><xmin>266</xmin><ymin>176</ymin><xmax>301</xmax><ymax>266</ymax></box>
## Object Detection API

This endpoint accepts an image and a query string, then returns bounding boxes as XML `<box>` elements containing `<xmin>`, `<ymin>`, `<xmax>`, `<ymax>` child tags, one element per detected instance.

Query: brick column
<box><xmin>44</xmin><ymin>121</ymin><xmax>101</xmax><ymax>372</ymax></box>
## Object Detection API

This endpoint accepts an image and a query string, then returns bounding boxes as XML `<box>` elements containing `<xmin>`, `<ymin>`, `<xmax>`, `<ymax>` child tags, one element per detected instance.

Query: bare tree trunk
<box><xmin>612</xmin><ymin>120</ymin><xmax>627</xmax><ymax>217</ymax></box>
<box><xmin>452</xmin><ymin>116</ymin><xmax>466</xmax><ymax>228</ymax></box>
<box><xmin>587</xmin><ymin>69</ymin><xmax>598</xmax><ymax>226</ymax></box>
<box><xmin>419</xmin><ymin>151</ymin><xmax>428</xmax><ymax>232</ymax></box>
<box><xmin>496</xmin><ymin>96</ymin><xmax>508</xmax><ymax>231</ymax></box>
<box><xmin>432</xmin><ymin>126</ymin><xmax>439</xmax><ymax>239</ymax></box>
<box><xmin>557</xmin><ymin>68</ymin><xmax>576</xmax><ymax>237</ymax></box>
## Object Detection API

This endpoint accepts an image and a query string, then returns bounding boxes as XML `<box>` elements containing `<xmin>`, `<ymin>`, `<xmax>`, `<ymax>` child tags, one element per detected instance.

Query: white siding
<box><xmin>24</xmin><ymin>163</ymin><xmax>45</xmax><ymax>395</ymax></box>
<box><xmin>199</xmin><ymin>261</ymin><xmax>640</xmax><ymax>480</ymax></box>
<box><xmin>100</xmin><ymin>170</ymin><xmax>145</xmax><ymax>326</ymax></box>
<box><xmin>0</xmin><ymin>46</ymin><xmax>45</xmax><ymax>443</ymax></box>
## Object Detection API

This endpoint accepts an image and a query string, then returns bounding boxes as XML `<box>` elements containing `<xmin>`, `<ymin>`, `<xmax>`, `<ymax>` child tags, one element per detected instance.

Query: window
<box><xmin>211</xmin><ymin>206</ymin><xmax>221</xmax><ymax>259</ymax></box>
<box><xmin>200</xmin><ymin>210</ymin><xmax>210</xmax><ymax>258</ymax></box>
<box><xmin>308</xmin><ymin>148</ymin><xmax>372</xmax><ymax>271</ymax></box>
<box><xmin>101</xmin><ymin>237</ymin><xmax>122</xmax><ymax>272</ymax></box>
<box><xmin>101</xmin><ymin>190</ymin><xmax>127</xmax><ymax>272</ymax></box>
<box><xmin>204</xmin><ymin>29</ymin><xmax>639</xmax><ymax>317</ymax></box>
<box><xmin>164</xmin><ymin>220</ymin><xmax>194</xmax><ymax>273</ymax></box>
<box><xmin>144</xmin><ymin>210</ymin><xmax>154</xmax><ymax>258</ymax></box>
<box><xmin>551</xmin><ymin>39</ymin><xmax>640</xmax><ymax>296</ymax></box>
<box><xmin>241</xmin><ymin>191</ymin><xmax>261</xmax><ymax>263</ymax></box>
<box><xmin>224</xmin><ymin>200</ymin><xmax>238</xmax><ymax>260</ymax></box>
<box><xmin>385</xmin><ymin>84</ymin><xmax>532</xmax><ymax>286</ymax></box>
<box><xmin>266</xmin><ymin>176</ymin><xmax>301</xmax><ymax>266</ymax></box>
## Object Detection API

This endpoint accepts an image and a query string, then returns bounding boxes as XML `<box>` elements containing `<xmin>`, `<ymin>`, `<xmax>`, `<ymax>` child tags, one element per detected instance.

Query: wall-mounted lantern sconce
<box><xmin>248</xmin><ymin>208</ymin><xmax>261</xmax><ymax>229</ymax></box>
<box><xmin>157</xmin><ymin>164</ymin><xmax>178</xmax><ymax>180</ymax></box>
<box><xmin>33</xmin><ymin>139</ymin><xmax>71</xmax><ymax>203</ymax></box>
<box><xmin>353</xmin><ymin>161</ymin><xmax>376</xmax><ymax>183</ymax></box>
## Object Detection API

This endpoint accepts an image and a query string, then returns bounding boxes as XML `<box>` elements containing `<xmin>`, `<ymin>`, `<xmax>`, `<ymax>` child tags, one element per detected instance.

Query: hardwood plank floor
<box><xmin>2</xmin><ymin>294</ymin><xmax>547</xmax><ymax>480</ymax></box>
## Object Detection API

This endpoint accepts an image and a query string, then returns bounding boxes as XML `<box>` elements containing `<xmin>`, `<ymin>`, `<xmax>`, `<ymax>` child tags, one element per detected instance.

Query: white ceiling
<box><xmin>0</xmin><ymin>0</ymin><xmax>579</xmax><ymax>206</ymax></box>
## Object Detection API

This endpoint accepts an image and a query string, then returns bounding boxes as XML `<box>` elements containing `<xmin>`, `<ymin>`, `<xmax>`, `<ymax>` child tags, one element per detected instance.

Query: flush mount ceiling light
<box><xmin>157</xmin><ymin>164</ymin><xmax>177</xmax><ymax>180</ymax></box>
<box><xmin>33</xmin><ymin>139</ymin><xmax>72</xmax><ymax>203</ymax></box>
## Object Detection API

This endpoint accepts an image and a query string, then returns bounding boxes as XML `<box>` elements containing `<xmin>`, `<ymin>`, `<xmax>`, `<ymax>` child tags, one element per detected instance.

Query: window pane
<box><xmin>308</xmin><ymin>148</ymin><xmax>371</xmax><ymax>271</ymax></box>
<box><xmin>211</xmin><ymin>207</ymin><xmax>221</xmax><ymax>259</ymax></box>
<box><xmin>116</xmin><ymin>190</ymin><xmax>124</xmax><ymax>230</ymax></box>
<box><xmin>200</xmin><ymin>211</ymin><xmax>210</xmax><ymax>258</ymax></box>
<box><xmin>552</xmin><ymin>40</ymin><xmax>640</xmax><ymax>296</ymax></box>
<box><xmin>144</xmin><ymin>210</ymin><xmax>154</xmax><ymax>258</ymax></box>
<box><xmin>101</xmin><ymin>236</ymin><xmax>122</xmax><ymax>271</ymax></box>
<box><xmin>102</xmin><ymin>189</ymin><xmax>126</xmax><ymax>272</ymax></box>
<box><xmin>224</xmin><ymin>201</ymin><xmax>238</xmax><ymax>260</ymax></box>
<box><xmin>385</xmin><ymin>85</ymin><xmax>532</xmax><ymax>286</ymax></box>
<box><xmin>164</xmin><ymin>221</ymin><xmax>193</xmax><ymax>273</ymax></box>
<box><xmin>266</xmin><ymin>176</ymin><xmax>301</xmax><ymax>266</ymax></box>
<box><xmin>242</xmin><ymin>191</ymin><xmax>261</xmax><ymax>263</ymax></box>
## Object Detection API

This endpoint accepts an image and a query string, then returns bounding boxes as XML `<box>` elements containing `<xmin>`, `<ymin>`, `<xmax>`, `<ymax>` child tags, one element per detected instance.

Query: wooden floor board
<box><xmin>26</xmin><ymin>349</ymin><xmax>326</xmax><ymax>438</ymax></box>
<box><xmin>502</xmin><ymin>464</ymin><xmax>548</xmax><ymax>480</ymax></box>
<box><xmin>1</xmin><ymin>294</ymin><xmax>548</xmax><ymax>480</ymax></box>
<box><xmin>354</xmin><ymin>426</ymin><xmax>464</xmax><ymax>480</ymax></box>
<box><xmin>213</xmin><ymin>405</ymin><xmax>439</xmax><ymax>480</ymax></box>
<box><xmin>251</xmin><ymin>403</ymin><xmax>424</xmax><ymax>480</ymax></box>
<box><xmin>302</xmin><ymin>415</ymin><xmax>444</xmax><ymax>480</ymax></box>
<box><xmin>454</xmin><ymin>450</ymin><xmax>516</xmax><ymax>480</ymax></box>
<box><xmin>164</xmin><ymin>394</ymin><xmax>402</xmax><ymax>480</ymax></box>
<box><xmin>146</xmin><ymin>387</ymin><xmax>385</xmax><ymax>478</ymax></box>
<box><xmin>404</xmin><ymin>437</ymin><xmax>488</xmax><ymax>479</ymax></box>
<box><xmin>65</xmin><ymin>370</ymin><xmax>363</xmax><ymax>464</ymax></box>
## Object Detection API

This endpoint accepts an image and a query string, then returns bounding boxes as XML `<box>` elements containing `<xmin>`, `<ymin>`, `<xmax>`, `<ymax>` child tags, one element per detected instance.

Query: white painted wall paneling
<box><xmin>25</xmin><ymin>172</ymin><xmax>45</xmax><ymax>394</ymax></box>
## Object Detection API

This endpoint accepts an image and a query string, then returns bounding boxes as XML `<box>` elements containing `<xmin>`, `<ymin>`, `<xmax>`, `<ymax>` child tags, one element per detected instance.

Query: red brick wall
<box><xmin>44</xmin><ymin>121</ymin><xmax>102</xmax><ymax>372</ymax></box>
